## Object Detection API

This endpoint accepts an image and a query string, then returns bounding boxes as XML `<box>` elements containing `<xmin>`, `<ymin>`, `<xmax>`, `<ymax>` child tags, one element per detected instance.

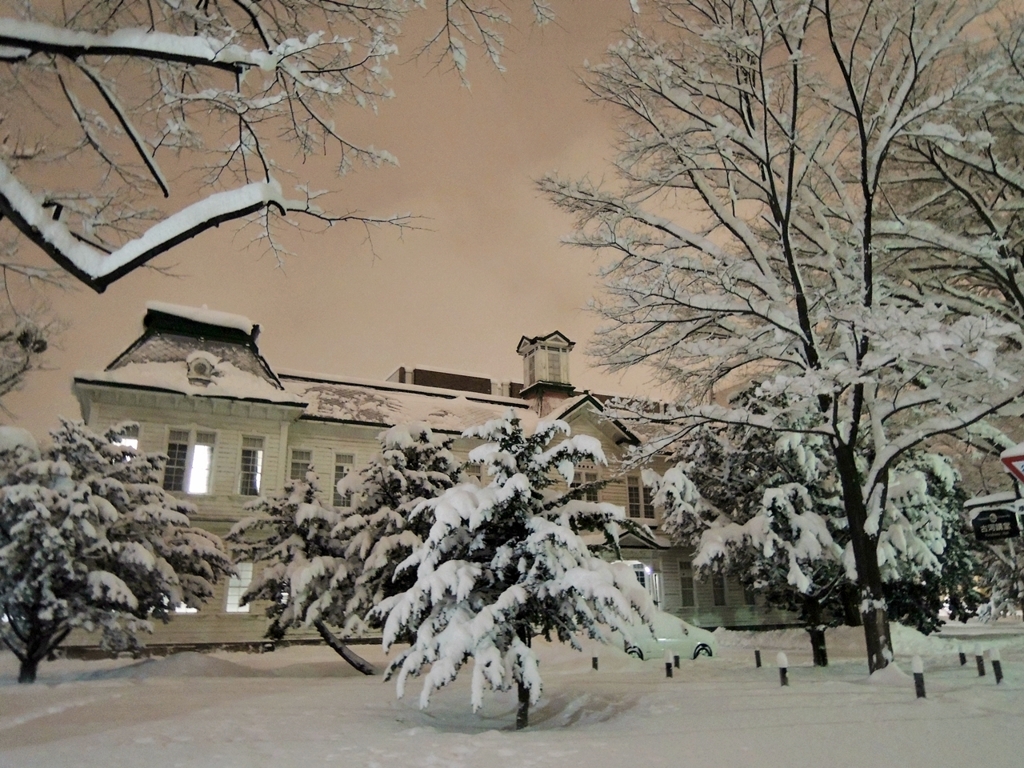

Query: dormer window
<box><xmin>186</xmin><ymin>351</ymin><xmax>219</xmax><ymax>386</ymax></box>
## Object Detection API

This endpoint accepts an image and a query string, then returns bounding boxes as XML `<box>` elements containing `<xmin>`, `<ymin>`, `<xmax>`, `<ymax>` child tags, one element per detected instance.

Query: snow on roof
<box><xmin>146</xmin><ymin>301</ymin><xmax>254</xmax><ymax>335</ymax></box>
<box><xmin>76</xmin><ymin>361</ymin><xmax>307</xmax><ymax>406</ymax></box>
<box><xmin>280</xmin><ymin>373</ymin><xmax>538</xmax><ymax>432</ymax></box>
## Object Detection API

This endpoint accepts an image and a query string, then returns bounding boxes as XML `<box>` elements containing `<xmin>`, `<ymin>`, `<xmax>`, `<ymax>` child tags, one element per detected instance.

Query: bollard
<box><xmin>592</xmin><ymin>655</ymin><xmax>599</xmax><ymax>671</ymax></box>
<box><xmin>958</xmin><ymin>644</ymin><xmax>967</xmax><ymax>666</ymax></box>
<box><xmin>975</xmin><ymin>644</ymin><xmax>986</xmax><ymax>677</ymax></box>
<box><xmin>777</xmin><ymin>652</ymin><xmax>789</xmax><ymax>687</ymax></box>
<box><xmin>664</xmin><ymin>650</ymin><xmax>673</xmax><ymax>678</ymax></box>
<box><xmin>674</xmin><ymin>654</ymin><xmax>680</xmax><ymax>669</ymax></box>
<box><xmin>755</xmin><ymin>649</ymin><xmax>762</xmax><ymax>668</ymax></box>
<box><xmin>991</xmin><ymin>648</ymin><xmax>1003</xmax><ymax>684</ymax></box>
<box><xmin>912</xmin><ymin>655</ymin><xmax>926</xmax><ymax>699</ymax></box>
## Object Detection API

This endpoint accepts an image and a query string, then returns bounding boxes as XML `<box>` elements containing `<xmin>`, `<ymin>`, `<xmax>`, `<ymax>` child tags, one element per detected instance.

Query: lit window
<box><xmin>162</xmin><ymin>429</ymin><xmax>216</xmax><ymax>494</ymax></box>
<box><xmin>289</xmin><ymin>449</ymin><xmax>312</xmax><ymax>481</ymax></box>
<box><xmin>188</xmin><ymin>432</ymin><xmax>216</xmax><ymax>494</ymax></box>
<box><xmin>239</xmin><ymin>436</ymin><xmax>264</xmax><ymax>496</ymax></box>
<box><xmin>114</xmin><ymin>424</ymin><xmax>139</xmax><ymax>450</ymax></box>
<box><xmin>679</xmin><ymin>563</ymin><xmax>696</xmax><ymax>608</ymax></box>
<box><xmin>712</xmin><ymin>574</ymin><xmax>727</xmax><ymax>607</ymax></box>
<box><xmin>333</xmin><ymin>453</ymin><xmax>354</xmax><ymax>507</ymax></box>
<box><xmin>226</xmin><ymin>563</ymin><xmax>254</xmax><ymax>613</ymax></box>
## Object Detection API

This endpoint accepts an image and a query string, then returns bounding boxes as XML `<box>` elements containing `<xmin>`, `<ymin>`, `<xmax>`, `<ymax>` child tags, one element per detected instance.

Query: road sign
<box><xmin>971</xmin><ymin>507</ymin><xmax>1022</xmax><ymax>542</ymax></box>
<box><xmin>999</xmin><ymin>443</ymin><xmax>1024</xmax><ymax>483</ymax></box>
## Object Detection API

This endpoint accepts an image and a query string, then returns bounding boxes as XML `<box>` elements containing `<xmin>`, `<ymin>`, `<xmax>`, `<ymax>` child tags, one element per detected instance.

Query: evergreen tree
<box><xmin>652</xmin><ymin>392</ymin><xmax>981</xmax><ymax>665</ymax></box>
<box><xmin>228</xmin><ymin>423</ymin><xmax>460</xmax><ymax>673</ymax></box>
<box><xmin>380</xmin><ymin>412</ymin><xmax>653</xmax><ymax>730</ymax></box>
<box><xmin>0</xmin><ymin>419</ymin><xmax>233</xmax><ymax>683</ymax></box>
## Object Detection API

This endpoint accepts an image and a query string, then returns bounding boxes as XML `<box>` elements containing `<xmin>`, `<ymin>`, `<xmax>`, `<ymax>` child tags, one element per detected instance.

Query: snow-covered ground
<box><xmin>3</xmin><ymin>624</ymin><xmax>1023</xmax><ymax>768</ymax></box>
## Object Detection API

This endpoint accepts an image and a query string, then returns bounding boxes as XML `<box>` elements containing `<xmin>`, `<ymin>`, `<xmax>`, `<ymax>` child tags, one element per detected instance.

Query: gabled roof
<box><xmin>516</xmin><ymin>331</ymin><xmax>575</xmax><ymax>354</ymax></box>
<box><xmin>547</xmin><ymin>393</ymin><xmax>641</xmax><ymax>446</ymax></box>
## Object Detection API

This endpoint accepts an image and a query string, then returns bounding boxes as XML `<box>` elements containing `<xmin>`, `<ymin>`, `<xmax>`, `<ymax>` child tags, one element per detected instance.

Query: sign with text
<box><xmin>972</xmin><ymin>507</ymin><xmax>1022</xmax><ymax>542</ymax></box>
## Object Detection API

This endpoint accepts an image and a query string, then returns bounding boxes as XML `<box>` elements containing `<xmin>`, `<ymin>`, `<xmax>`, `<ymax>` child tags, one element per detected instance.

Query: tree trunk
<box><xmin>834</xmin><ymin>442</ymin><xmax>891</xmax><ymax>672</ymax></box>
<box><xmin>841</xmin><ymin>583</ymin><xmax>862</xmax><ymax>627</ymax></box>
<box><xmin>804</xmin><ymin>595</ymin><xmax>828</xmax><ymax>667</ymax></box>
<box><xmin>18</xmin><ymin>657</ymin><xmax>38</xmax><ymax>684</ymax></box>
<box><xmin>313</xmin><ymin>619</ymin><xmax>376</xmax><ymax>676</ymax></box>
<box><xmin>516</xmin><ymin>678</ymin><xmax>530</xmax><ymax>730</ymax></box>
<box><xmin>515</xmin><ymin>624</ymin><xmax>533</xmax><ymax>730</ymax></box>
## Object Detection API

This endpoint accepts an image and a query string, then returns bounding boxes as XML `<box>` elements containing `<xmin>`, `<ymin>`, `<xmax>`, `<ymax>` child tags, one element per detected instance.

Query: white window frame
<box><xmin>679</xmin><ymin>562</ymin><xmax>696</xmax><ymax>608</ymax></box>
<box><xmin>712</xmin><ymin>573</ymin><xmax>728</xmax><ymax>607</ymax></box>
<box><xmin>225</xmin><ymin>562</ymin><xmax>254</xmax><ymax>613</ymax></box>
<box><xmin>239</xmin><ymin>436</ymin><xmax>265</xmax><ymax>496</ymax></box>
<box><xmin>333</xmin><ymin>453</ymin><xmax>354</xmax><ymax>507</ymax></box>
<box><xmin>113</xmin><ymin>423</ymin><xmax>139</xmax><ymax>450</ymax></box>
<box><xmin>163</xmin><ymin>428</ymin><xmax>217</xmax><ymax>495</ymax></box>
<box><xmin>289</xmin><ymin>448</ymin><xmax>312</xmax><ymax>481</ymax></box>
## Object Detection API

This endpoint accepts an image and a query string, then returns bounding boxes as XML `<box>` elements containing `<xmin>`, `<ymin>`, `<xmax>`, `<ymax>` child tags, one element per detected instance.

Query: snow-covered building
<box><xmin>70</xmin><ymin>303</ymin><xmax>792</xmax><ymax>649</ymax></box>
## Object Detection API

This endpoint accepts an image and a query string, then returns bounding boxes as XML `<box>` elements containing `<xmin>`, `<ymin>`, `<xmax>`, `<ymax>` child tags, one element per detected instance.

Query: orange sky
<box><xmin>4</xmin><ymin>1</ymin><xmax>667</xmax><ymax>437</ymax></box>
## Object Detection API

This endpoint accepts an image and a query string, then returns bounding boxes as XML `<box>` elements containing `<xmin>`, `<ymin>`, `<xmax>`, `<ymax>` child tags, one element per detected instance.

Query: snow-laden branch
<box><xmin>0</xmin><ymin>18</ymin><xmax>267</xmax><ymax>73</ymax></box>
<box><xmin>0</xmin><ymin>161</ymin><xmax>412</xmax><ymax>292</ymax></box>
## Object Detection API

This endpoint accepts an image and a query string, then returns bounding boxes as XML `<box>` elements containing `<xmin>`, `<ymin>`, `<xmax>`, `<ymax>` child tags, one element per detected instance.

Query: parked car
<box><xmin>615</xmin><ymin>609</ymin><xmax>717</xmax><ymax>661</ymax></box>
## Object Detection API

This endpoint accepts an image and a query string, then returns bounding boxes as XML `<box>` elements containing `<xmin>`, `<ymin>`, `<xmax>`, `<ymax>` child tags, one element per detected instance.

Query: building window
<box><xmin>744</xmin><ymin>585</ymin><xmax>757</xmax><ymax>606</ymax></box>
<box><xmin>114</xmin><ymin>423</ymin><xmax>139</xmax><ymax>450</ymax></box>
<box><xmin>712</xmin><ymin>574</ymin><xmax>727</xmax><ymax>607</ymax></box>
<box><xmin>546</xmin><ymin>348</ymin><xmax>561</xmax><ymax>382</ymax></box>
<box><xmin>628</xmin><ymin>476</ymin><xmax>654</xmax><ymax>518</ymax></box>
<box><xmin>239</xmin><ymin>436</ymin><xmax>264</xmax><ymax>496</ymax></box>
<box><xmin>571</xmin><ymin>470</ymin><xmax>600</xmax><ymax>502</ymax></box>
<box><xmin>225</xmin><ymin>562</ymin><xmax>254</xmax><ymax>613</ymax></box>
<box><xmin>627</xmin><ymin>476</ymin><xmax>641</xmax><ymax>518</ymax></box>
<box><xmin>333</xmin><ymin>453</ymin><xmax>354</xmax><ymax>507</ymax></box>
<box><xmin>464</xmin><ymin>462</ymin><xmax>483</xmax><ymax>484</ymax></box>
<box><xmin>679</xmin><ymin>563</ymin><xmax>695</xmax><ymax>608</ymax></box>
<box><xmin>527</xmin><ymin>354</ymin><xmax>536</xmax><ymax>386</ymax></box>
<box><xmin>289</xmin><ymin>449</ymin><xmax>312</xmax><ymax>481</ymax></box>
<box><xmin>163</xmin><ymin>429</ymin><xmax>215</xmax><ymax>494</ymax></box>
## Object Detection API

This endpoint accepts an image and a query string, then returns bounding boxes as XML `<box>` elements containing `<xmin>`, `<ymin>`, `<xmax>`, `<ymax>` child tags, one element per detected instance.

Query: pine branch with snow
<box><xmin>0</xmin><ymin>419</ymin><xmax>233</xmax><ymax>683</ymax></box>
<box><xmin>379</xmin><ymin>411</ymin><xmax>654</xmax><ymax>730</ymax></box>
<box><xmin>227</xmin><ymin>423</ymin><xmax>461</xmax><ymax>672</ymax></box>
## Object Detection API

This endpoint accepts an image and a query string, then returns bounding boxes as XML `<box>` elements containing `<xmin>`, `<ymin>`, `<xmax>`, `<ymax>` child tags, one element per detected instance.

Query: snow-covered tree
<box><xmin>335</xmin><ymin>423</ymin><xmax>462</xmax><ymax>634</ymax></box>
<box><xmin>0</xmin><ymin>1</ymin><xmax>594</xmax><ymax>291</ymax></box>
<box><xmin>0</xmin><ymin>419</ymin><xmax>233</xmax><ymax>683</ymax></box>
<box><xmin>650</xmin><ymin>399</ymin><xmax>848</xmax><ymax>666</ymax></box>
<box><xmin>541</xmin><ymin>0</ymin><xmax>1024</xmax><ymax>672</ymax></box>
<box><xmin>227</xmin><ymin>423</ymin><xmax>460</xmax><ymax>674</ymax></box>
<box><xmin>380</xmin><ymin>412</ymin><xmax>653</xmax><ymax>730</ymax></box>
<box><xmin>653</xmin><ymin>396</ymin><xmax>983</xmax><ymax>663</ymax></box>
<box><xmin>977</xmin><ymin>539</ymin><xmax>1024</xmax><ymax>621</ymax></box>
